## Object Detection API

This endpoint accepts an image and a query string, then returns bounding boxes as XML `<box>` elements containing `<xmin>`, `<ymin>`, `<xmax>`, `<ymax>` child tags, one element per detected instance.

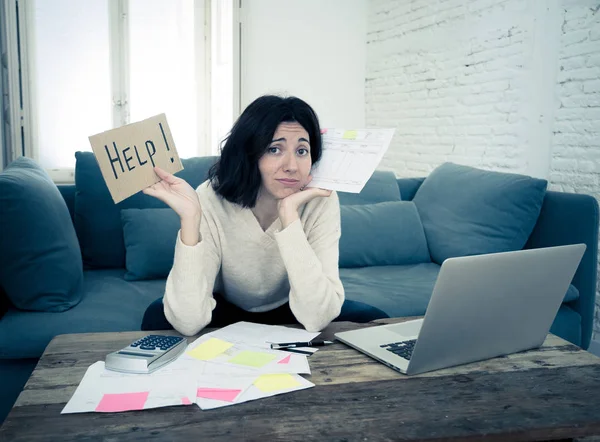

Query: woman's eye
<box><xmin>297</xmin><ymin>148</ymin><xmax>309</xmax><ymax>156</ymax></box>
<box><xmin>268</xmin><ymin>146</ymin><xmax>280</xmax><ymax>154</ymax></box>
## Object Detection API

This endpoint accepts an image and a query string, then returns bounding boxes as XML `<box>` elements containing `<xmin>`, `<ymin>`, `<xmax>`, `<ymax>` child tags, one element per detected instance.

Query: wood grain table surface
<box><xmin>2</xmin><ymin>317</ymin><xmax>600</xmax><ymax>442</ymax></box>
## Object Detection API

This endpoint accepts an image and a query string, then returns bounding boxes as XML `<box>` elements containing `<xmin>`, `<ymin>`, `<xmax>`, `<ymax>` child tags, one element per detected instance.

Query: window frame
<box><xmin>3</xmin><ymin>0</ymin><xmax>227</xmax><ymax>183</ymax></box>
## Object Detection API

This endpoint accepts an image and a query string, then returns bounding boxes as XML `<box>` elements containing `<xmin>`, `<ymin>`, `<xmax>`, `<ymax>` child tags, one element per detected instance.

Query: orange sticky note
<box><xmin>96</xmin><ymin>392</ymin><xmax>149</xmax><ymax>412</ymax></box>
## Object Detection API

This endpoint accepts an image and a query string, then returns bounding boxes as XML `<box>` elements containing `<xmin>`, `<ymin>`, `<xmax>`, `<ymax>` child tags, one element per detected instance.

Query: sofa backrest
<box><xmin>396</xmin><ymin>177</ymin><xmax>425</xmax><ymax>201</ymax></box>
<box><xmin>58</xmin><ymin>184</ymin><xmax>76</xmax><ymax>223</ymax></box>
<box><xmin>337</xmin><ymin>171</ymin><xmax>401</xmax><ymax>205</ymax></box>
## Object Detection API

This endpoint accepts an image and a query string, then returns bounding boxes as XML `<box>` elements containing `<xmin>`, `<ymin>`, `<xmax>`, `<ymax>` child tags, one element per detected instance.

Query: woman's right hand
<box><xmin>143</xmin><ymin>166</ymin><xmax>202</xmax><ymax>222</ymax></box>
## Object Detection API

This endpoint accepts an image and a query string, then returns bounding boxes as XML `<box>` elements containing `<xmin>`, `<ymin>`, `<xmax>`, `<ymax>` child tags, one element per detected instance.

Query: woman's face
<box><xmin>257</xmin><ymin>121</ymin><xmax>312</xmax><ymax>201</ymax></box>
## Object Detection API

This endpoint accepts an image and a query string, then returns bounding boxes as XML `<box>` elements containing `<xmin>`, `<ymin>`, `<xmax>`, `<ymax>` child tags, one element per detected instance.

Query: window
<box><xmin>6</xmin><ymin>0</ymin><xmax>234</xmax><ymax>181</ymax></box>
<box><xmin>31</xmin><ymin>0</ymin><xmax>113</xmax><ymax>171</ymax></box>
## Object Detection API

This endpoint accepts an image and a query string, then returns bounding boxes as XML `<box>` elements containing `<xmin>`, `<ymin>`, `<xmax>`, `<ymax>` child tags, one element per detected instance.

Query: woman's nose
<box><xmin>282</xmin><ymin>153</ymin><xmax>298</xmax><ymax>172</ymax></box>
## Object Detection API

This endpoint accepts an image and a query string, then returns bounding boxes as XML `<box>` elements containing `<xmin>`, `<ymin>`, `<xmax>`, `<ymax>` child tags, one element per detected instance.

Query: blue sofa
<box><xmin>0</xmin><ymin>154</ymin><xmax>597</xmax><ymax>425</ymax></box>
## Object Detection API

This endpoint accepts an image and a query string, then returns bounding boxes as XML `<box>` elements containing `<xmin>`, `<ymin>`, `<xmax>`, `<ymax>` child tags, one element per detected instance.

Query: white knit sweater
<box><xmin>163</xmin><ymin>180</ymin><xmax>345</xmax><ymax>335</ymax></box>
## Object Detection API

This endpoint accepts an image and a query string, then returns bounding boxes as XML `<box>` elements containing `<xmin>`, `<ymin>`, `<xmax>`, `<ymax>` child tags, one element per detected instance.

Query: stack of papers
<box><xmin>62</xmin><ymin>322</ymin><xmax>320</xmax><ymax>414</ymax></box>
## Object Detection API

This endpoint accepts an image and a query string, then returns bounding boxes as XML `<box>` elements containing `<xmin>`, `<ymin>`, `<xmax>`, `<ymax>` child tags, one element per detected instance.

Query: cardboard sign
<box><xmin>88</xmin><ymin>114</ymin><xmax>183</xmax><ymax>204</ymax></box>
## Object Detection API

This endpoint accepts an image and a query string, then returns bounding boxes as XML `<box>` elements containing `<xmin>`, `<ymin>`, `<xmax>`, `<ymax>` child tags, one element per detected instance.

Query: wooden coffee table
<box><xmin>2</xmin><ymin>318</ymin><xmax>600</xmax><ymax>441</ymax></box>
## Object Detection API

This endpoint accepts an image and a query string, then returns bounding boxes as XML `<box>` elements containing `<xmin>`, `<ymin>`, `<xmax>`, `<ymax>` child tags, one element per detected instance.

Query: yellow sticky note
<box><xmin>187</xmin><ymin>337</ymin><xmax>233</xmax><ymax>360</ymax></box>
<box><xmin>254</xmin><ymin>374</ymin><xmax>301</xmax><ymax>393</ymax></box>
<box><xmin>228</xmin><ymin>351</ymin><xmax>277</xmax><ymax>368</ymax></box>
<box><xmin>343</xmin><ymin>130</ymin><xmax>358</xmax><ymax>140</ymax></box>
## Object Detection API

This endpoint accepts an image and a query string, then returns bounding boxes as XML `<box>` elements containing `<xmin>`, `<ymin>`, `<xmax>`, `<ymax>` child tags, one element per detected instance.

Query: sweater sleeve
<box><xmin>163</xmin><ymin>207</ymin><xmax>221</xmax><ymax>336</ymax></box>
<box><xmin>274</xmin><ymin>192</ymin><xmax>345</xmax><ymax>332</ymax></box>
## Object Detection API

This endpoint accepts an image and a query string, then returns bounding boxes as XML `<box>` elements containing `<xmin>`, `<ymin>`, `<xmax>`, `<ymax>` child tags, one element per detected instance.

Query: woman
<box><xmin>141</xmin><ymin>95</ymin><xmax>387</xmax><ymax>335</ymax></box>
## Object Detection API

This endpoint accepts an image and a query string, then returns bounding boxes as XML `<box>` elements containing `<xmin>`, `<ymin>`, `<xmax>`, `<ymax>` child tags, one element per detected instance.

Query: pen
<box><xmin>270</xmin><ymin>340</ymin><xmax>334</xmax><ymax>350</ymax></box>
<box><xmin>281</xmin><ymin>348</ymin><xmax>313</xmax><ymax>356</ymax></box>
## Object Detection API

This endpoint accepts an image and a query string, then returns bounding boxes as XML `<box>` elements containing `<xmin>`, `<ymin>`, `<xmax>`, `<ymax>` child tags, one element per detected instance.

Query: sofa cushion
<box><xmin>339</xmin><ymin>202</ymin><xmax>430</xmax><ymax>268</ymax></box>
<box><xmin>0</xmin><ymin>269</ymin><xmax>165</xmax><ymax>359</ymax></box>
<box><xmin>122</xmin><ymin>208</ymin><xmax>180</xmax><ymax>280</ymax></box>
<box><xmin>340</xmin><ymin>263</ymin><xmax>441</xmax><ymax>317</ymax></box>
<box><xmin>338</xmin><ymin>170</ymin><xmax>401</xmax><ymax>205</ymax></box>
<box><xmin>0</xmin><ymin>157</ymin><xmax>83</xmax><ymax>312</ymax></box>
<box><xmin>74</xmin><ymin>152</ymin><xmax>218</xmax><ymax>269</ymax></box>
<box><xmin>413</xmin><ymin>162</ymin><xmax>548</xmax><ymax>264</ymax></box>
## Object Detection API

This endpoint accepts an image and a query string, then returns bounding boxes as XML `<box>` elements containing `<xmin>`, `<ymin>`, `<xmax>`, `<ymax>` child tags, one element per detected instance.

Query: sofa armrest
<box><xmin>525</xmin><ymin>190</ymin><xmax>599</xmax><ymax>349</ymax></box>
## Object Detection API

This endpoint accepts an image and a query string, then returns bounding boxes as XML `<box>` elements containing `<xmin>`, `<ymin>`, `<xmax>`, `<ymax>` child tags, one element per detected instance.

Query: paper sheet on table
<box><xmin>310</xmin><ymin>128</ymin><xmax>396</xmax><ymax>193</ymax></box>
<box><xmin>183</xmin><ymin>335</ymin><xmax>311</xmax><ymax>375</ymax></box>
<box><xmin>61</xmin><ymin>361</ymin><xmax>196</xmax><ymax>414</ymax></box>
<box><xmin>206</xmin><ymin>321</ymin><xmax>321</xmax><ymax>355</ymax></box>
<box><xmin>195</xmin><ymin>373</ymin><xmax>314</xmax><ymax>410</ymax></box>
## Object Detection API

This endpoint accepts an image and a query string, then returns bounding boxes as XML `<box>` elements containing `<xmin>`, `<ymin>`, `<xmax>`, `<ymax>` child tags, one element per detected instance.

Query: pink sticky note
<box><xmin>278</xmin><ymin>355</ymin><xmax>291</xmax><ymax>364</ymax></box>
<box><xmin>197</xmin><ymin>388</ymin><xmax>242</xmax><ymax>402</ymax></box>
<box><xmin>320</xmin><ymin>128</ymin><xmax>328</xmax><ymax>134</ymax></box>
<box><xmin>181</xmin><ymin>397</ymin><xmax>192</xmax><ymax>405</ymax></box>
<box><xmin>96</xmin><ymin>392</ymin><xmax>149</xmax><ymax>412</ymax></box>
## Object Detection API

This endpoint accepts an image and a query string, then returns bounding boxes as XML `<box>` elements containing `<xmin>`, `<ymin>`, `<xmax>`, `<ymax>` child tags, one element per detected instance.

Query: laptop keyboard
<box><xmin>380</xmin><ymin>339</ymin><xmax>417</xmax><ymax>360</ymax></box>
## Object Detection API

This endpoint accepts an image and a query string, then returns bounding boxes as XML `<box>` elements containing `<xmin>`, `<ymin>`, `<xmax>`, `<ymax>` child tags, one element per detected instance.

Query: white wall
<box><xmin>549</xmin><ymin>2</ymin><xmax>600</xmax><ymax>195</ymax></box>
<box><xmin>549</xmin><ymin>0</ymin><xmax>600</xmax><ymax>337</ymax></box>
<box><xmin>366</xmin><ymin>0</ymin><xmax>565</xmax><ymax>178</ymax></box>
<box><xmin>240</xmin><ymin>0</ymin><xmax>367</xmax><ymax>129</ymax></box>
<box><xmin>366</xmin><ymin>0</ymin><xmax>600</xmax><ymax>338</ymax></box>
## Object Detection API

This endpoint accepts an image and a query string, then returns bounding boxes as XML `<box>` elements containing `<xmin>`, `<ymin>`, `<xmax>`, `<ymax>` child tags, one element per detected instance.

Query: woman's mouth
<box><xmin>276</xmin><ymin>179</ymin><xmax>300</xmax><ymax>186</ymax></box>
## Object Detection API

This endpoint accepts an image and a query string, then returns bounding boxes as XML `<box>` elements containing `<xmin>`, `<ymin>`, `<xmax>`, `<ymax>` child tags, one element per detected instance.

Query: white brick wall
<box><xmin>367</xmin><ymin>0</ymin><xmax>537</xmax><ymax>176</ymax></box>
<box><xmin>367</xmin><ymin>0</ymin><xmax>600</xmax><ymax>339</ymax></box>
<box><xmin>548</xmin><ymin>1</ymin><xmax>600</xmax><ymax>339</ymax></box>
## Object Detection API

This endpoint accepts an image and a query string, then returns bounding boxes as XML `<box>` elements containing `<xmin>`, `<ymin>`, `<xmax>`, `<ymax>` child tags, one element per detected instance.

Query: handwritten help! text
<box><xmin>104</xmin><ymin>122</ymin><xmax>174</xmax><ymax>180</ymax></box>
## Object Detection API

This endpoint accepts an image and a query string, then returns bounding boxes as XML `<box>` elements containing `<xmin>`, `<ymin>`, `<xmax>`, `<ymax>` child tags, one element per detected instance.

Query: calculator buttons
<box><xmin>131</xmin><ymin>335</ymin><xmax>183</xmax><ymax>352</ymax></box>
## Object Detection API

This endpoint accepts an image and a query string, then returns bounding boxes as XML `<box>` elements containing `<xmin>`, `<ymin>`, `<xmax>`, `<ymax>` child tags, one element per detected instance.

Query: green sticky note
<box><xmin>343</xmin><ymin>130</ymin><xmax>358</xmax><ymax>140</ymax></box>
<box><xmin>187</xmin><ymin>337</ymin><xmax>233</xmax><ymax>360</ymax></box>
<box><xmin>254</xmin><ymin>374</ymin><xmax>301</xmax><ymax>392</ymax></box>
<box><xmin>228</xmin><ymin>351</ymin><xmax>277</xmax><ymax>368</ymax></box>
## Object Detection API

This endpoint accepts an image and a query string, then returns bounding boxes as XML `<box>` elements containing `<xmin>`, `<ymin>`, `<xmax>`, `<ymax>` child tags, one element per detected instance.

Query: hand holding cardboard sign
<box><xmin>143</xmin><ymin>167</ymin><xmax>203</xmax><ymax>246</ymax></box>
<box><xmin>143</xmin><ymin>167</ymin><xmax>201</xmax><ymax>219</ymax></box>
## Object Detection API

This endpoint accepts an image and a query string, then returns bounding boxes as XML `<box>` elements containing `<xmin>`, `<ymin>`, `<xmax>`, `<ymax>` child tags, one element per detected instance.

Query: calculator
<box><xmin>105</xmin><ymin>335</ymin><xmax>188</xmax><ymax>374</ymax></box>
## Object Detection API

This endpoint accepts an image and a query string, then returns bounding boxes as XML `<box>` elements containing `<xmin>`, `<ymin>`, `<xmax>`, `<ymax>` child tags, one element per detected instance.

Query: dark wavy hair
<box><xmin>207</xmin><ymin>95</ymin><xmax>322</xmax><ymax>207</ymax></box>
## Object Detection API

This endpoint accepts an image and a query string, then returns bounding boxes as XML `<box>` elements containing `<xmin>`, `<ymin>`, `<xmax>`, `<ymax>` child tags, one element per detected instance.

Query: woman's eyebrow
<box><xmin>270</xmin><ymin>137</ymin><xmax>310</xmax><ymax>143</ymax></box>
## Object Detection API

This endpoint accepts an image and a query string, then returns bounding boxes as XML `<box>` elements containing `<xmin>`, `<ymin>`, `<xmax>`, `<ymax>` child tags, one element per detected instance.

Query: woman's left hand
<box><xmin>278</xmin><ymin>176</ymin><xmax>332</xmax><ymax>228</ymax></box>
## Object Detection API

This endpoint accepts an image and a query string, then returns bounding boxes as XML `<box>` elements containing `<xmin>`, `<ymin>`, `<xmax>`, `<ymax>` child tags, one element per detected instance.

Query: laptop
<box><xmin>335</xmin><ymin>244</ymin><xmax>586</xmax><ymax>375</ymax></box>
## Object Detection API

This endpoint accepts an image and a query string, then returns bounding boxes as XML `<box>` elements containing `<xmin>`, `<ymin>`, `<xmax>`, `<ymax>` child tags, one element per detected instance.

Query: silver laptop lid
<box><xmin>407</xmin><ymin>244</ymin><xmax>586</xmax><ymax>375</ymax></box>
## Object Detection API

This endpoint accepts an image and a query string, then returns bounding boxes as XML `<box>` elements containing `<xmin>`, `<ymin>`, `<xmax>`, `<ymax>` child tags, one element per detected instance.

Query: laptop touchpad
<box><xmin>388</xmin><ymin>320</ymin><xmax>423</xmax><ymax>339</ymax></box>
